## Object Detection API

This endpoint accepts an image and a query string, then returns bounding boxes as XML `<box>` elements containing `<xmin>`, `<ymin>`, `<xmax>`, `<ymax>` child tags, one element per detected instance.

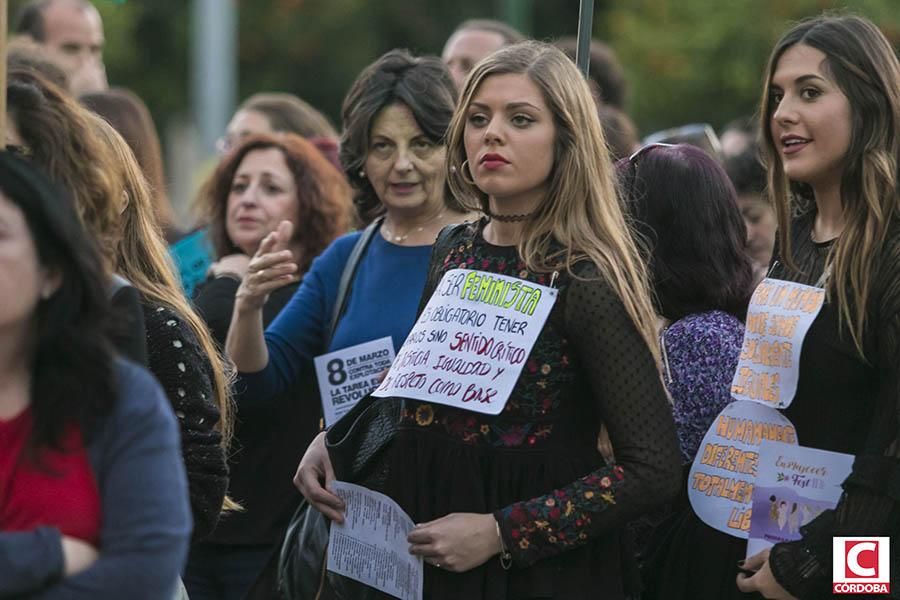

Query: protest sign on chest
<box><xmin>372</xmin><ymin>269</ymin><xmax>557</xmax><ymax>415</ymax></box>
<box><xmin>687</xmin><ymin>400</ymin><xmax>798</xmax><ymax>538</ymax></box>
<box><xmin>689</xmin><ymin>277</ymin><xmax>827</xmax><ymax>538</ymax></box>
<box><xmin>730</xmin><ymin>278</ymin><xmax>825</xmax><ymax>409</ymax></box>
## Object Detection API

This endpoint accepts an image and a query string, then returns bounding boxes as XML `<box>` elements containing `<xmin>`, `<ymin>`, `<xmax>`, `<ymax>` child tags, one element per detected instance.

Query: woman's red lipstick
<box><xmin>480</xmin><ymin>153</ymin><xmax>510</xmax><ymax>170</ymax></box>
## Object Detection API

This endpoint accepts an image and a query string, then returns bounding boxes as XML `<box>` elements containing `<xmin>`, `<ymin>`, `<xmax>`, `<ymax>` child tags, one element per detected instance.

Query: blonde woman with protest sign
<box><xmin>296</xmin><ymin>41</ymin><xmax>681</xmax><ymax>600</ymax></box>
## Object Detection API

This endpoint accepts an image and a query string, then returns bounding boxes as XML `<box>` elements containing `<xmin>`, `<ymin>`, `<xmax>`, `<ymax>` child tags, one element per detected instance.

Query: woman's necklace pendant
<box><xmin>384</xmin><ymin>211</ymin><xmax>445</xmax><ymax>244</ymax></box>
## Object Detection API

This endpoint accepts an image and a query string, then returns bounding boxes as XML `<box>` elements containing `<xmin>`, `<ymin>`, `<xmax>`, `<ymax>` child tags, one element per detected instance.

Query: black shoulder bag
<box><xmin>276</xmin><ymin>221</ymin><xmax>467</xmax><ymax>600</ymax></box>
<box><xmin>277</xmin><ymin>218</ymin><xmax>398</xmax><ymax>600</ymax></box>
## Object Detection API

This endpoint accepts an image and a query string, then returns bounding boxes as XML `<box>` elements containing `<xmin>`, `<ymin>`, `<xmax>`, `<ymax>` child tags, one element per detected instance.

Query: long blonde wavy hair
<box><xmin>446</xmin><ymin>41</ymin><xmax>660</xmax><ymax>361</ymax></box>
<box><xmin>759</xmin><ymin>14</ymin><xmax>900</xmax><ymax>358</ymax></box>
<box><xmin>89</xmin><ymin>116</ymin><xmax>238</xmax><ymax>508</ymax></box>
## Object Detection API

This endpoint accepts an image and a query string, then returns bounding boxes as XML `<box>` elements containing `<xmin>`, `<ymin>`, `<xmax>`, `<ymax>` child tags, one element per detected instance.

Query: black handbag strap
<box><xmin>324</xmin><ymin>216</ymin><xmax>384</xmax><ymax>351</ymax></box>
<box><xmin>434</xmin><ymin>222</ymin><xmax>465</xmax><ymax>252</ymax></box>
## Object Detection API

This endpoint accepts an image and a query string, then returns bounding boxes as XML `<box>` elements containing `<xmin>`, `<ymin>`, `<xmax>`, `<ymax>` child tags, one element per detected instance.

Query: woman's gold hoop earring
<box><xmin>460</xmin><ymin>160</ymin><xmax>476</xmax><ymax>185</ymax></box>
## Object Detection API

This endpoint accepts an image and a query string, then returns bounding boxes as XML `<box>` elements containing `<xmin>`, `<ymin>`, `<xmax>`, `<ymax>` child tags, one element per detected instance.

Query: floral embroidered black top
<box><xmin>383</xmin><ymin>220</ymin><xmax>681</xmax><ymax>600</ymax></box>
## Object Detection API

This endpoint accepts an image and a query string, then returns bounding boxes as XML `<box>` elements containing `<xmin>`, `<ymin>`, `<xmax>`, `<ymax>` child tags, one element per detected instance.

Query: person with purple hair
<box><xmin>615</xmin><ymin>143</ymin><xmax>757</xmax><ymax>599</ymax></box>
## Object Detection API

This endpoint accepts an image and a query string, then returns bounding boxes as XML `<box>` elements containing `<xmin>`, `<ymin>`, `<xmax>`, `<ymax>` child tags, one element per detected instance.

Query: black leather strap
<box><xmin>434</xmin><ymin>222</ymin><xmax>468</xmax><ymax>253</ymax></box>
<box><xmin>324</xmin><ymin>216</ymin><xmax>384</xmax><ymax>351</ymax></box>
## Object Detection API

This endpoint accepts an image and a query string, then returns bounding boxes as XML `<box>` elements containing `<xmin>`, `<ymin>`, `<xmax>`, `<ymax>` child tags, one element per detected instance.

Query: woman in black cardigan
<box><xmin>187</xmin><ymin>133</ymin><xmax>353</xmax><ymax>599</ymax></box>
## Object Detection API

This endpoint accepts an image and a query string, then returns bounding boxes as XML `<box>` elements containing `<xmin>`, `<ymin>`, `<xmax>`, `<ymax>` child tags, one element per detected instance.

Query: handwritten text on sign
<box><xmin>730</xmin><ymin>278</ymin><xmax>825</xmax><ymax>409</ymax></box>
<box><xmin>372</xmin><ymin>269</ymin><xmax>557</xmax><ymax>415</ymax></box>
<box><xmin>687</xmin><ymin>400</ymin><xmax>798</xmax><ymax>538</ymax></box>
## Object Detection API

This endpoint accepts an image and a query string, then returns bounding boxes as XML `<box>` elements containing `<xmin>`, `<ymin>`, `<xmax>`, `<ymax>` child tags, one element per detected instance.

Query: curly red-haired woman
<box><xmin>186</xmin><ymin>133</ymin><xmax>353</xmax><ymax>599</ymax></box>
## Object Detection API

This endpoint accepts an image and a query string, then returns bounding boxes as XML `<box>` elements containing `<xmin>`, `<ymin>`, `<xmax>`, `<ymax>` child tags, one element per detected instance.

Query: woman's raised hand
<box><xmin>235</xmin><ymin>220</ymin><xmax>298</xmax><ymax>312</ymax></box>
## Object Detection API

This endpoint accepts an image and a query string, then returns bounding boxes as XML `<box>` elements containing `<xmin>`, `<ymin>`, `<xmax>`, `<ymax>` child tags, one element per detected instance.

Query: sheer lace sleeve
<box><xmin>494</xmin><ymin>269</ymin><xmax>682</xmax><ymax>566</ymax></box>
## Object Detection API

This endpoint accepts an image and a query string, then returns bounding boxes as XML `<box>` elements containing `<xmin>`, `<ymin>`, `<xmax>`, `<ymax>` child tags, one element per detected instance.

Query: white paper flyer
<box><xmin>315</xmin><ymin>337</ymin><xmax>395</xmax><ymax>427</ymax></box>
<box><xmin>327</xmin><ymin>481</ymin><xmax>422</xmax><ymax>600</ymax></box>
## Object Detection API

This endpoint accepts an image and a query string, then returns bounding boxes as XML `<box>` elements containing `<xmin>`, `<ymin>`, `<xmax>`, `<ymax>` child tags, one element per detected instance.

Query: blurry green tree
<box><xmin>7</xmin><ymin>0</ymin><xmax>898</xmax><ymax>149</ymax></box>
<box><xmin>601</xmin><ymin>0</ymin><xmax>900</xmax><ymax>134</ymax></box>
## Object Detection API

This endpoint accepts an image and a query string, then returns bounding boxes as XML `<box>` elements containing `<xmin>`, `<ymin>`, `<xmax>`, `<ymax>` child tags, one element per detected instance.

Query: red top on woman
<box><xmin>0</xmin><ymin>407</ymin><xmax>101</xmax><ymax>545</ymax></box>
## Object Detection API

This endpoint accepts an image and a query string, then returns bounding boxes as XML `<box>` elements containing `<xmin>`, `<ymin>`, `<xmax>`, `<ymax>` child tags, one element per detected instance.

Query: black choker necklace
<box><xmin>485</xmin><ymin>210</ymin><xmax>536</xmax><ymax>223</ymax></box>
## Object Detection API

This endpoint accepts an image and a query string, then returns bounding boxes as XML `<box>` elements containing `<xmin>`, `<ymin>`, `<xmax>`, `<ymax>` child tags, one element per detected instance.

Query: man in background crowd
<box><xmin>441</xmin><ymin>19</ymin><xmax>524</xmax><ymax>90</ymax></box>
<box><xmin>14</xmin><ymin>0</ymin><xmax>107</xmax><ymax>95</ymax></box>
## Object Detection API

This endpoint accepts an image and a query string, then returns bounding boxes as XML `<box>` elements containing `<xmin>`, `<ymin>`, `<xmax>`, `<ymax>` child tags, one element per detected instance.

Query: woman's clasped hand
<box><xmin>736</xmin><ymin>549</ymin><xmax>799</xmax><ymax>600</ymax></box>
<box><xmin>407</xmin><ymin>513</ymin><xmax>501</xmax><ymax>573</ymax></box>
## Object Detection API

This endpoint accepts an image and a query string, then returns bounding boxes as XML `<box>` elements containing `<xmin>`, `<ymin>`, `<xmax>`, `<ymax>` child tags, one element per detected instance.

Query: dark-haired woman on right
<box><xmin>735</xmin><ymin>14</ymin><xmax>900</xmax><ymax>600</ymax></box>
<box><xmin>616</xmin><ymin>143</ymin><xmax>756</xmax><ymax>600</ymax></box>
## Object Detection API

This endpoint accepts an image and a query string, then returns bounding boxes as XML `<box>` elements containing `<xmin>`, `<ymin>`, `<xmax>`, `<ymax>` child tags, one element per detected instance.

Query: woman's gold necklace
<box><xmin>383</xmin><ymin>211</ymin><xmax>445</xmax><ymax>243</ymax></box>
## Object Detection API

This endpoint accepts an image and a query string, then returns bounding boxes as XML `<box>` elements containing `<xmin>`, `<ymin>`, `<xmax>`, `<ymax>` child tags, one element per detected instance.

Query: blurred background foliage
<box><xmin>8</xmin><ymin>0</ymin><xmax>898</xmax><ymax>201</ymax></box>
<box><xmin>604</xmin><ymin>0</ymin><xmax>900</xmax><ymax>132</ymax></box>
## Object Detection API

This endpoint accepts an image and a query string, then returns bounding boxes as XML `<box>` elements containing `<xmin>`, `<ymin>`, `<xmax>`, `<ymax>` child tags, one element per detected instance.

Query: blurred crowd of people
<box><xmin>1</xmin><ymin>2</ymin><xmax>898</xmax><ymax>600</ymax></box>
